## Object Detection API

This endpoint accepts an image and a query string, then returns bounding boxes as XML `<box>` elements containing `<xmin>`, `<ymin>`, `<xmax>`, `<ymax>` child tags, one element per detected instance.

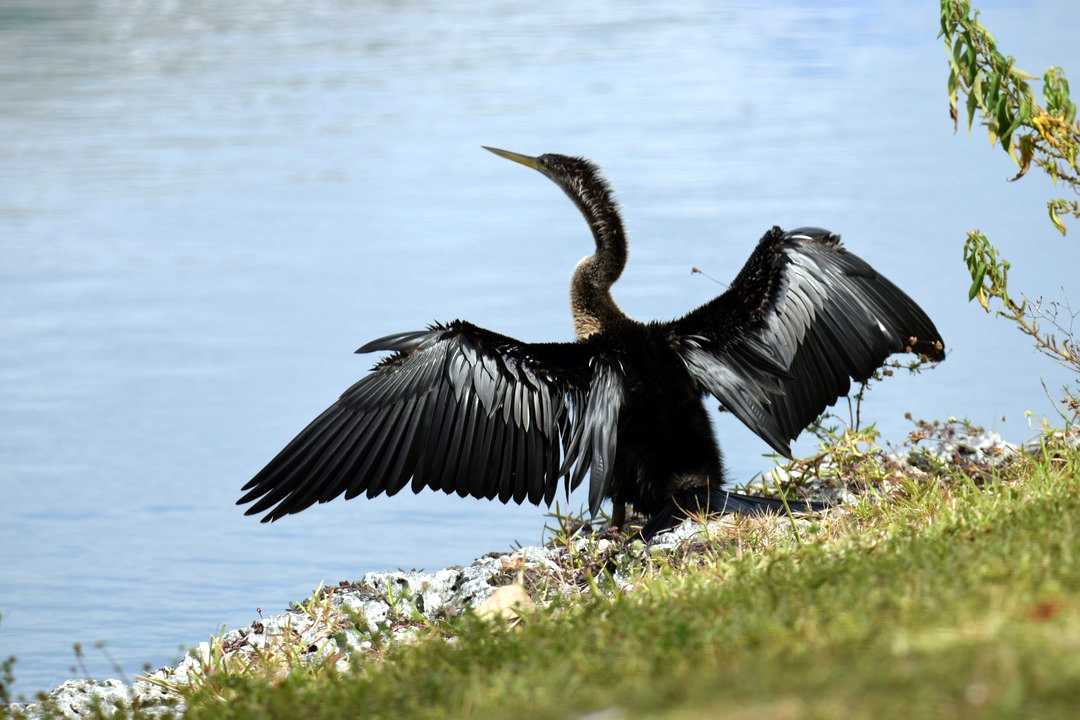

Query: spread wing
<box><xmin>238</xmin><ymin>321</ymin><xmax>623</xmax><ymax>521</ymax></box>
<box><xmin>666</xmin><ymin>226</ymin><xmax>945</xmax><ymax>456</ymax></box>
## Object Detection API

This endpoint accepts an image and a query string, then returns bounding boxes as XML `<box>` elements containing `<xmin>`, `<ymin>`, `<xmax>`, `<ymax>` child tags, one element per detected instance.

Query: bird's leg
<box><xmin>610</xmin><ymin>500</ymin><xmax>626</xmax><ymax>530</ymax></box>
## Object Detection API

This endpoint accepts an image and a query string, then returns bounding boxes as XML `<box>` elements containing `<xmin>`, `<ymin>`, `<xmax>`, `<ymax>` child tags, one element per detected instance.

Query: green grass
<box><xmin>182</xmin><ymin>442</ymin><xmax>1080</xmax><ymax>719</ymax></box>
<box><xmin>10</xmin><ymin>441</ymin><xmax>1080</xmax><ymax>719</ymax></box>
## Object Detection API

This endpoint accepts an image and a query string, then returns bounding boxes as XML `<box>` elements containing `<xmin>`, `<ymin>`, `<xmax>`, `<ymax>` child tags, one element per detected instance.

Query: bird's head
<box><xmin>482</xmin><ymin>146</ymin><xmax>617</xmax><ymax>226</ymax></box>
<box><xmin>483</xmin><ymin>146</ymin><xmax>597</xmax><ymax>182</ymax></box>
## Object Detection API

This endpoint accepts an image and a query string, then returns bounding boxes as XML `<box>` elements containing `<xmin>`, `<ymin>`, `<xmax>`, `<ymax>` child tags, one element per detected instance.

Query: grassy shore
<box><xmin>8</xmin><ymin>434</ymin><xmax>1080</xmax><ymax>720</ymax></box>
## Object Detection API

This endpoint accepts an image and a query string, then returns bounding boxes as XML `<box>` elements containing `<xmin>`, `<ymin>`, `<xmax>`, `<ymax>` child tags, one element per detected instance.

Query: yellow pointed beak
<box><xmin>482</xmin><ymin>146</ymin><xmax>543</xmax><ymax>171</ymax></box>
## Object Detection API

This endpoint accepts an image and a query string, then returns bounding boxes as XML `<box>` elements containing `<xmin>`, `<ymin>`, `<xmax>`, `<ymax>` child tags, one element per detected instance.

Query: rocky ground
<box><xmin>8</xmin><ymin>424</ymin><xmax>1076</xmax><ymax>720</ymax></box>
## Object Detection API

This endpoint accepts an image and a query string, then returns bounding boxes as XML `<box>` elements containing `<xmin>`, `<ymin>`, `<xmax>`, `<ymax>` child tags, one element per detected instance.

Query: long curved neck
<box><xmin>563</xmin><ymin>177</ymin><xmax>628</xmax><ymax>340</ymax></box>
<box><xmin>571</xmin><ymin>256</ymin><xmax>626</xmax><ymax>339</ymax></box>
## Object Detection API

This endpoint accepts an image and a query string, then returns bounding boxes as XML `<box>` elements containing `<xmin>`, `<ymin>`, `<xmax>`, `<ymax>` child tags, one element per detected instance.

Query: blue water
<box><xmin>2</xmin><ymin>0</ymin><xmax>1077</xmax><ymax>696</ymax></box>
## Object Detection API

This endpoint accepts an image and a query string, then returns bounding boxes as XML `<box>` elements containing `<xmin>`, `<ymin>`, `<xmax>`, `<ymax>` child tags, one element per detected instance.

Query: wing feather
<box><xmin>667</xmin><ymin>226</ymin><xmax>944</xmax><ymax>456</ymax></box>
<box><xmin>239</xmin><ymin>321</ymin><xmax>625</xmax><ymax>521</ymax></box>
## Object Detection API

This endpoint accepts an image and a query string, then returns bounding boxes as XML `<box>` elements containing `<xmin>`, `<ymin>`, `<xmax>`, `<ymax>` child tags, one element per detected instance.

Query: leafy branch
<box><xmin>942</xmin><ymin>0</ymin><xmax>1080</xmax><ymax>203</ymax></box>
<box><xmin>963</xmin><ymin>231</ymin><xmax>1079</xmax><ymax>374</ymax></box>
<box><xmin>942</xmin><ymin>0</ymin><xmax>1079</xmax><ymax>420</ymax></box>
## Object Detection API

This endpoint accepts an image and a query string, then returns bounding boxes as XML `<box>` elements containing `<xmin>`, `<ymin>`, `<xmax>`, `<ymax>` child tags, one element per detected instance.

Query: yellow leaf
<box><xmin>1049</xmin><ymin>204</ymin><xmax>1067</xmax><ymax>236</ymax></box>
<box><xmin>977</xmin><ymin>288</ymin><xmax>990</xmax><ymax>312</ymax></box>
<box><xmin>1009</xmin><ymin>135</ymin><xmax>1035</xmax><ymax>181</ymax></box>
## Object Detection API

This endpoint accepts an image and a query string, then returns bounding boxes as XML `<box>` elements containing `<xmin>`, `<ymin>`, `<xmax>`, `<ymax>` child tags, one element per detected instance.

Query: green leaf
<box><xmin>966</xmin><ymin>92</ymin><xmax>978</xmax><ymax>131</ymax></box>
<box><xmin>952</xmin><ymin>38</ymin><xmax>966</xmax><ymax>69</ymax></box>
<box><xmin>1018</xmin><ymin>95</ymin><xmax>1034</xmax><ymax>123</ymax></box>
<box><xmin>995</xmin><ymin>95</ymin><xmax>1010</xmax><ymax>134</ymax></box>
<box><xmin>967</xmin><ymin>265</ymin><xmax>986</xmax><ymax>301</ymax></box>
<box><xmin>1001</xmin><ymin>116</ymin><xmax>1022</xmax><ymax>152</ymax></box>
<box><xmin>986</xmin><ymin>72</ymin><xmax>1001</xmax><ymax>109</ymax></box>
<box><xmin>971</xmin><ymin>71</ymin><xmax>985</xmax><ymax>105</ymax></box>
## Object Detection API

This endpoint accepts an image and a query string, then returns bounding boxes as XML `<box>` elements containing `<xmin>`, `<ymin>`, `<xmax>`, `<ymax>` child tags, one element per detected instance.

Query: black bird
<box><xmin>238</xmin><ymin>147</ymin><xmax>944</xmax><ymax>537</ymax></box>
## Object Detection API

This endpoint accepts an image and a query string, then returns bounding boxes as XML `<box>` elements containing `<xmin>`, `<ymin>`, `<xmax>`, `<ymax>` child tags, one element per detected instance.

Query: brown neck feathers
<box><xmin>571</xmin><ymin>255</ymin><xmax>627</xmax><ymax>339</ymax></box>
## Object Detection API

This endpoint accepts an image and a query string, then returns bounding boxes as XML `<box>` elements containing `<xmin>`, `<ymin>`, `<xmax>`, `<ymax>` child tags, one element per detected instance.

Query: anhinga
<box><xmin>239</xmin><ymin>147</ymin><xmax>945</xmax><ymax>538</ymax></box>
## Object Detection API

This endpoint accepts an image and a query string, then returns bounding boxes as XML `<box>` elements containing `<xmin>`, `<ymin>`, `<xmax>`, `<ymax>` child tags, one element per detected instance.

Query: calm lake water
<box><xmin>2</xmin><ymin>0</ymin><xmax>1078</xmax><ymax>696</ymax></box>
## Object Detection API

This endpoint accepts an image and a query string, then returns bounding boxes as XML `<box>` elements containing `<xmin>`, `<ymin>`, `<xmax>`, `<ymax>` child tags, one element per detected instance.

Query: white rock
<box><xmin>10</xmin><ymin>677</ymin><xmax>183</xmax><ymax>719</ymax></box>
<box><xmin>339</xmin><ymin>596</ymin><xmax>390</xmax><ymax>631</ymax></box>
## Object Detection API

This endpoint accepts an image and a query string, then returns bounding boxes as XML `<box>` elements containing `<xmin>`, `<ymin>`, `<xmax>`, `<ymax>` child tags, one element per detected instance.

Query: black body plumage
<box><xmin>238</xmin><ymin>149</ymin><xmax>945</xmax><ymax>537</ymax></box>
